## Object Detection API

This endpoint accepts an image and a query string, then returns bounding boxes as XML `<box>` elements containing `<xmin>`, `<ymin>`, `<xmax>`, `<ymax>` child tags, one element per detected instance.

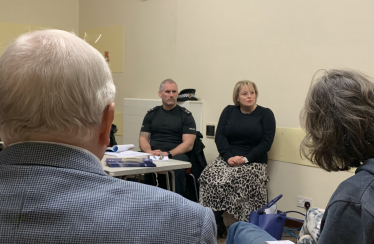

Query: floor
<box><xmin>217</xmin><ymin>213</ymin><xmax>300</xmax><ymax>244</ymax></box>
<box><xmin>133</xmin><ymin>176</ymin><xmax>301</xmax><ymax>243</ymax></box>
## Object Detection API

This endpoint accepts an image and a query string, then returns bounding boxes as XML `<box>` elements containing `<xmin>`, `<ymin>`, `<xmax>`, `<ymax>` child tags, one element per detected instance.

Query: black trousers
<box><xmin>144</xmin><ymin>153</ymin><xmax>189</xmax><ymax>196</ymax></box>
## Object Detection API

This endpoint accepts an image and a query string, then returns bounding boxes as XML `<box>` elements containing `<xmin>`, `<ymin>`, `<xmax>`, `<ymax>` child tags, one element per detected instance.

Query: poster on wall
<box><xmin>80</xmin><ymin>25</ymin><xmax>124</xmax><ymax>73</ymax></box>
<box><xmin>0</xmin><ymin>22</ymin><xmax>42</xmax><ymax>57</ymax></box>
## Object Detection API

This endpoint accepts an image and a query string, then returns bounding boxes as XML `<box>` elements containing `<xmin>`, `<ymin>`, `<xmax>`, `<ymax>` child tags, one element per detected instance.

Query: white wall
<box><xmin>2</xmin><ymin>0</ymin><xmax>364</xmax><ymax>214</ymax></box>
<box><xmin>267</xmin><ymin>160</ymin><xmax>353</xmax><ymax>215</ymax></box>
<box><xmin>79</xmin><ymin>0</ymin><xmax>370</xmax><ymax>213</ymax></box>
<box><xmin>79</xmin><ymin>0</ymin><xmax>178</xmax><ymax>113</ymax></box>
<box><xmin>0</xmin><ymin>0</ymin><xmax>79</xmax><ymax>32</ymax></box>
<box><xmin>2</xmin><ymin>0</ymin><xmax>365</xmax><ymax>214</ymax></box>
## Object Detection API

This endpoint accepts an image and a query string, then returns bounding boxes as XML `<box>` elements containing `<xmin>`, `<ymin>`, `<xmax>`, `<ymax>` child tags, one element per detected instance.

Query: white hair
<box><xmin>0</xmin><ymin>29</ymin><xmax>116</xmax><ymax>142</ymax></box>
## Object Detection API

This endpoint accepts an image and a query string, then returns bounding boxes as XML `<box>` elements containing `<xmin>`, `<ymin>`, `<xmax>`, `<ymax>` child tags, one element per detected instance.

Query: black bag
<box><xmin>109</xmin><ymin>124</ymin><xmax>118</xmax><ymax>147</ymax></box>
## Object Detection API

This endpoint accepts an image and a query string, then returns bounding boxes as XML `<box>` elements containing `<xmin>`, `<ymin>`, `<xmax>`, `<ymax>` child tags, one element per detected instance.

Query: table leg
<box><xmin>170</xmin><ymin>170</ymin><xmax>175</xmax><ymax>192</ymax></box>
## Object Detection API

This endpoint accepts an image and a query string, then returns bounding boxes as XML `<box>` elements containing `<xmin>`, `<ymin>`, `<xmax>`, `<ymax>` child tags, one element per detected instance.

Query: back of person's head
<box><xmin>0</xmin><ymin>29</ymin><xmax>116</xmax><ymax>143</ymax></box>
<box><xmin>300</xmin><ymin>69</ymin><xmax>374</xmax><ymax>171</ymax></box>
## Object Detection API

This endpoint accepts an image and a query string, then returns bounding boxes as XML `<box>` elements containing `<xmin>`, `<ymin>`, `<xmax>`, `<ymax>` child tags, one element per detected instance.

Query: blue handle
<box><xmin>283</xmin><ymin>210</ymin><xmax>305</xmax><ymax>222</ymax></box>
<box><xmin>257</xmin><ymin>194</ymin><xmax>283</xmax><ymax>213</ymax></box>
<box><xmin>282</xmin><ymin>210</ymin><xmax>305</xmax><ymax>216</ymax></box>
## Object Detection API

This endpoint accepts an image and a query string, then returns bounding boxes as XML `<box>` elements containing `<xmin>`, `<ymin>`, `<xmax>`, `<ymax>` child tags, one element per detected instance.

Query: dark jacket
<box><xmin>319</xmin><ymin>158</ymin><xmax>374</xmax><ymax>244</ymax></box>
<box><xmin>185</xmin><ymin>131</ymin><xmax>207</xmax><ymax>202</ymax></box>
<box><xmin>190</xmin><ymin>131</ymin><xmax>207</xmax><ymax>180</ymax></box>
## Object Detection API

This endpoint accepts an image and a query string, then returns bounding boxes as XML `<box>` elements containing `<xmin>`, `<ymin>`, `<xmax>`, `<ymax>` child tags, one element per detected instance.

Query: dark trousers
<box><xmin>214</xmin><ymin>210</ymin><xmax>225</xmax><ymax>226</ymax></box>
<box><xmin>144</xmin><ymin>153</ymin><xmax>189</xmax><ymax>196</ymax></box>
<box><xmin>214</xmin><ymin>210</ymin><xmax>227</xmax><ymax>237</ymax></box>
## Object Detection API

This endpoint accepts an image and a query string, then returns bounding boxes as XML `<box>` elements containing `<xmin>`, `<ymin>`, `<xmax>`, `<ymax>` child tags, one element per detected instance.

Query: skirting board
<box><xmin>267</xmin><ymin>127</ymin><xmax>312</xmax><ymax>167</ymax></box>
<box><xmin>268</xmin><ymin>127</ymin><xmax>355</xmax><ymax>173</ymax></box>
<box><xmin>285</xmin><ymin>217</ymin><xmax>304</xmax><ymax>229</ymax></box>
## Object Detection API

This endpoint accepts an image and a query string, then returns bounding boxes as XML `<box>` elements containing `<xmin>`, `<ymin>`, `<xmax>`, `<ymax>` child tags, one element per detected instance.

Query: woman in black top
<box><xmin>199</xmin><ymin>80</ymin><xmax>276</xmax><ymax>238</ymax></box>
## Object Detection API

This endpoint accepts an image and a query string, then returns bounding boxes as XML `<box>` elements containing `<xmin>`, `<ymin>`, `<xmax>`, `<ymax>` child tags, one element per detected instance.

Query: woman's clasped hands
<box><xmin>227</xmin><ymin>156</ymin><xmax>245</xmax><ymax>166</ymax></box>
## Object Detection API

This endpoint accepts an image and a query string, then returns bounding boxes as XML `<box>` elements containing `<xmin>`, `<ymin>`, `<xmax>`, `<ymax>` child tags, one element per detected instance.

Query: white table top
<box><xmin>101</xmin><ymin>155</ymin><xmax>192</xmax><ymax>177</ymax></box>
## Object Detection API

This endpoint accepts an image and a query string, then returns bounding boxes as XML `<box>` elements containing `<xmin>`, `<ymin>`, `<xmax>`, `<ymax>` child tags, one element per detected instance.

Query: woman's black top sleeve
<box><xmin>215</xmin><ymin>105</ymin><xmax>234</xmax><ymax>162</ymax></box>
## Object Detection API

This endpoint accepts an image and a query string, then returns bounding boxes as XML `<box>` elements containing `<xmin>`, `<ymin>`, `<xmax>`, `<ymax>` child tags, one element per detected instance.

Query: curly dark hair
<box><xmin>300</xmin><ymin>69</ymin><xmax>374</xmax><ymax>171</ymax></box>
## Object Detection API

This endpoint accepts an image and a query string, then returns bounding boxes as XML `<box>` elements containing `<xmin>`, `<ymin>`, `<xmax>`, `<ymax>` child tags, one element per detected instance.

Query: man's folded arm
<box><xmin>139</xmin><ymin>131</ymin><xmax>152</xmax><ymax>154</ymax></box>
<box><xmin>168</xmin><ymin>134</ymin><xmax>196</xmax><ymax>157</ymax></box>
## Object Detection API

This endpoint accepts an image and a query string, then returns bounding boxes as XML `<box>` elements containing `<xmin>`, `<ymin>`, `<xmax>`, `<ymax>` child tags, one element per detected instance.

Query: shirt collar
<box><xmin>8</xmin><ymin>141</ymin><xmax>101</xmax><ymax>164</ymax></box>
<box><xmin>356</xmin><ymin>158</ymin><xmax>374</xmax><ymax>175</ymax></box>
<box><xmin>0</xmin><ymin>142</ymin><xmax>106</xmax><ymax>176</ymax></box>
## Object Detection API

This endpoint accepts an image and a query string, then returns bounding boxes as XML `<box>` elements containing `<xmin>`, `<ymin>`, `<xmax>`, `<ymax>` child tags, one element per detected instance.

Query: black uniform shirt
<box><xmin>141</xmin><ymin>105</ymin><xmax>196</xmax><ymax>151</ymax></box>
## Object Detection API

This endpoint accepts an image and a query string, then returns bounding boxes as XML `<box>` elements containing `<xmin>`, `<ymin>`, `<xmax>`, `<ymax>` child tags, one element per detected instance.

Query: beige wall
<box><xmin>0</xmin><ymin>0</ymin><xmax>79</xmax><ymax>32</ymax></box>
<box><xmin>2</xmin><ymin>0</ymin><xmax>367</xmax><ymax>214</ymax></box>
<box><xmin>79</xmin><ymin>0</ymin><xmax>178</xmax><ymax>112</ymax></box>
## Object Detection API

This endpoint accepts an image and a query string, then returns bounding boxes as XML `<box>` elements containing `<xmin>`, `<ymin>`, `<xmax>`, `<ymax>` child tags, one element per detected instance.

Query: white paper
<box><xmin>264</xmin><ymin>203</ymin><xmax>277</xmax><ymax>214</ymax></box>
<box><xmin>149</xmin><ymin>156</ymin><xmax>169</xmax><ymax>161</ymax></box>
<box><xmin>265</xmin><ymin>241</ymin><xmax>295</xmax><ymax>244</ymax></box>
<box><xmin>105</xmin><ymin>150</ymin><xmax>150</xmax><ymax>158</ymax></box>
<box><xmin>316</xmin><ymin>221</ymin><xmax>321</xmax><ymax>230</ymax></box>
<box><xmin>107</xmin><ymin>144</ymin><xmax>134</xmax><ymax>152</ymax></box>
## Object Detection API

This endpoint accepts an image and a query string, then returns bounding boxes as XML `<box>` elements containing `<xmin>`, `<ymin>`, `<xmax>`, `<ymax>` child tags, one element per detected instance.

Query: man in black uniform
<box><xmin>139</xmin><ymin>79</ymin><xmax>196</xmax><ymax>195</ymax></box>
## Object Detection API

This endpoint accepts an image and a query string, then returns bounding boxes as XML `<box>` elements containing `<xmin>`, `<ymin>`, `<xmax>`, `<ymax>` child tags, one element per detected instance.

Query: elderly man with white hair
<box><xmin>0</xmin><ymin>29</ymin><xmax>216</xmax><ymax>243</ymax></box>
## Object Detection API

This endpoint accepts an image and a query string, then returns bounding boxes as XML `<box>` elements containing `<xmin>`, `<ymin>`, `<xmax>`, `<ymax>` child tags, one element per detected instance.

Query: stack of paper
<box><xmin>150</xmin><ymin>156</ymin><xmax>169</xmax><ymax>161</ymax></box>
<box><xmin>265</xmin><ymin>241</ymin><xmax>295</xmax><ymax>244</ymax></box>
<box><xmin>106</xmin><ymin>158</ymin><xmax>156</xmax><ymax>167</ymax></box>
<box><xmin>105</xmin><ymin>150</ymin><xmax>150</xmax><ymax>158</ymax></box>
<box><xmin>105</xmin><ymin>144</ymin><xmax>150</xmax><ymax>158</ymax></box>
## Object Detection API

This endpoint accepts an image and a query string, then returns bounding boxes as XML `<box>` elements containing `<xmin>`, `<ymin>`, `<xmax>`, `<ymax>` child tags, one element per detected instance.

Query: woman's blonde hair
<box><xmin>232</xmin><ymin>80</ymin><xmax>258</xmax><ymax>105</ymax></box>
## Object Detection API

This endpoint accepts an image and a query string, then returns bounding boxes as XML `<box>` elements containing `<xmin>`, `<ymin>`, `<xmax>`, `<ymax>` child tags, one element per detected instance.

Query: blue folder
<box><xmin>105</xmin><ymin>158</ymin><xmax>156</xmax><ymax>167</ymax></box>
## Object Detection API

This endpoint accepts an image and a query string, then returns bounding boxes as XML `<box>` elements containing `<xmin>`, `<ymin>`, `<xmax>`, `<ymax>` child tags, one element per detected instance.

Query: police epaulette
<box><xmin>147</xmin><ymin>106</ymin><xmax>160</xmax><ymax>113</ymax></box>
<box><xmin>182</xmin><ymin>108</ymin><xmax>192</xmax><ymax>115</ymax></box>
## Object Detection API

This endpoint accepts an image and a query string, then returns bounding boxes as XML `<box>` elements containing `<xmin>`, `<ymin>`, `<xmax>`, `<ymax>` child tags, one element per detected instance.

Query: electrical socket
<box><xmin>206</xmin><ymin>123</ymin><xmax>217</xmax><ymax>138</ymax></box>
<box><xmin>297</xmin><ymin>196</ymin><xmax>312</xmax><ymax>208</ymax></box>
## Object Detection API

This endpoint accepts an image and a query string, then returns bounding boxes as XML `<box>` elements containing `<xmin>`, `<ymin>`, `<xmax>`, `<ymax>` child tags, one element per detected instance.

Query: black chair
<box><xmin>185</xmin><ymin>168</ymin><xmax>199</xmax><ymax>201</ymax></box>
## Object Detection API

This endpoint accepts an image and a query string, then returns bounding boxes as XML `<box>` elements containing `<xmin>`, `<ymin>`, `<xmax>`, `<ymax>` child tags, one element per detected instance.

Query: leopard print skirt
<box><xmin>198</xmin><ymin>157</ymin><xmax>269</xmax><ymax>221</ymax></box>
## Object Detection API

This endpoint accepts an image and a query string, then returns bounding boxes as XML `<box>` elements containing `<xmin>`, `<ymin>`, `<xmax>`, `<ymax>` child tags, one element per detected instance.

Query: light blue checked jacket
<box><xmin>0</xmin><ymin>142</ymin><xmax>217</xmax><ymax>244</ymax></box>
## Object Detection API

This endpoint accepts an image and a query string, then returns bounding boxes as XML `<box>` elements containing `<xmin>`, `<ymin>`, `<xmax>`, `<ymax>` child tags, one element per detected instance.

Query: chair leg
<box><xmin>165</xmin><ymin>172</ymin><xmax>170</xmax><ymax>191</ymax></box>
<box><xmin>188</xmin><ymin>173</ymin><xmax>199</xmax><ymax>202</ymax></box>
